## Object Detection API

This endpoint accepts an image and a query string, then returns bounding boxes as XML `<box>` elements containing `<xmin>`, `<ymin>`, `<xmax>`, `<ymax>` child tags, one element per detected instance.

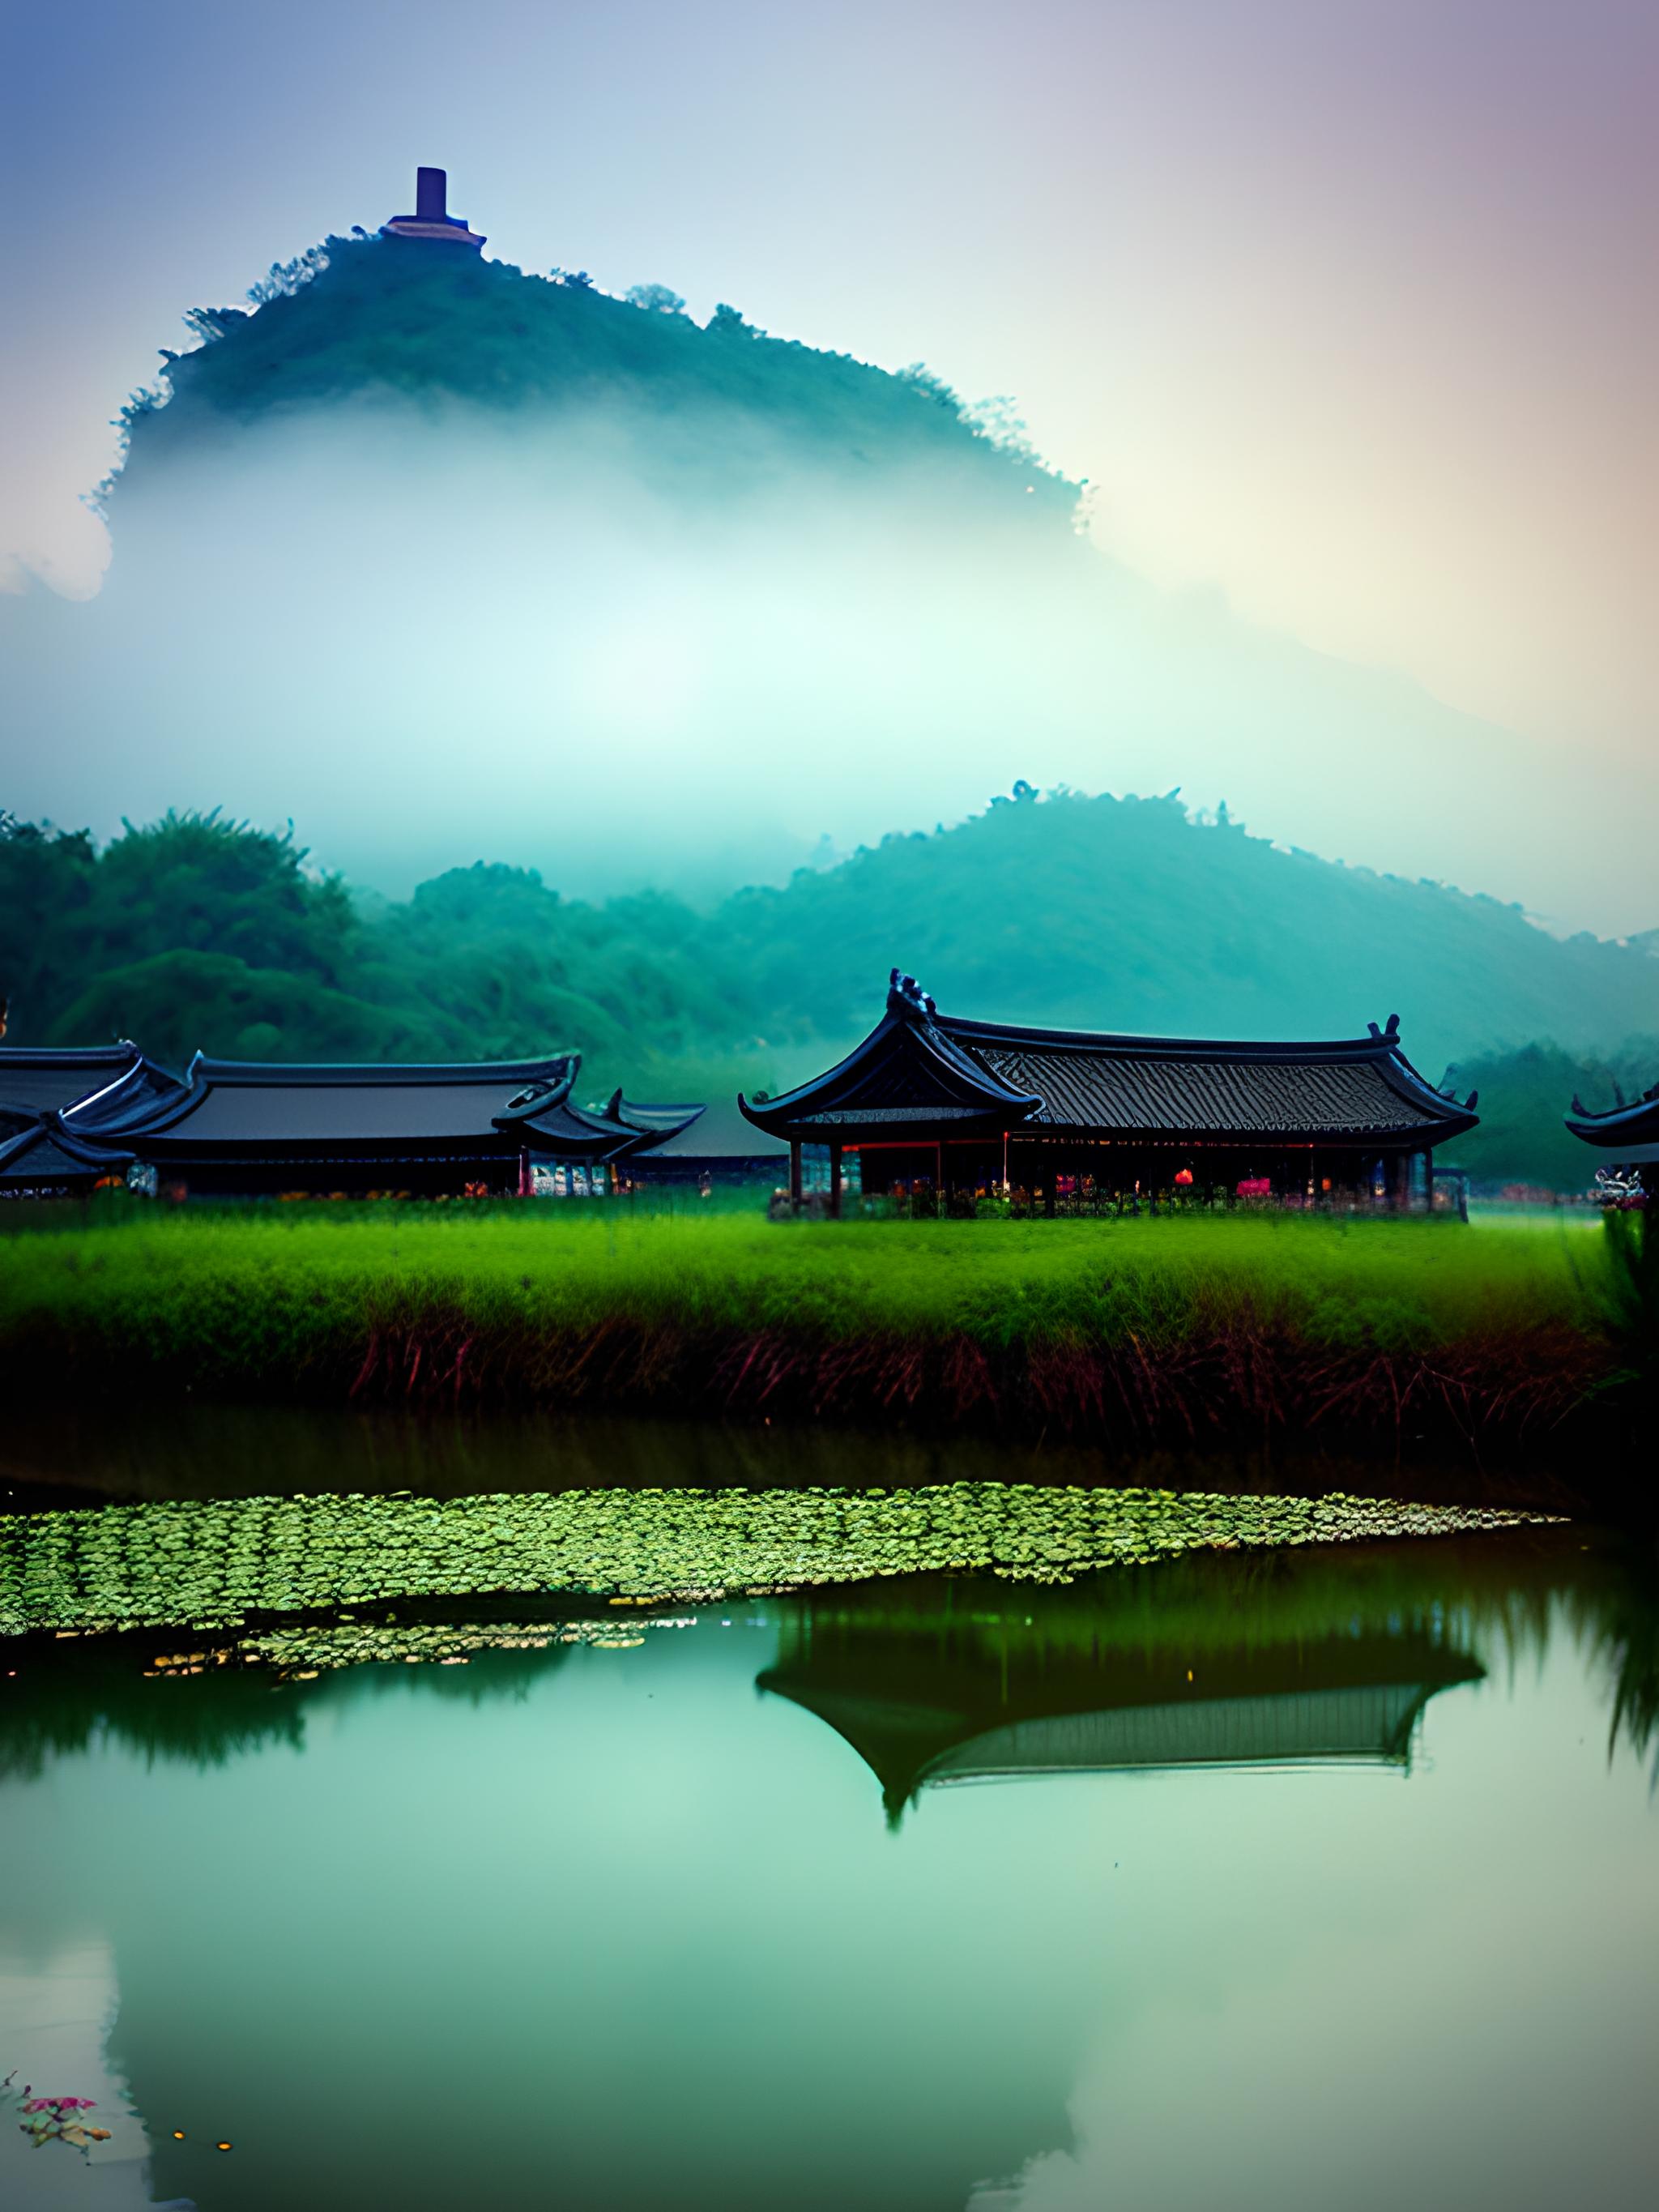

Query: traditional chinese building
<box><xmin>0</xmin><ymin>1041</ymin><xmax>182</xmax><ymax>1129</ymax></box>
<box><xmin>0</xmin><ymin>1042</ymin><xmax>184</xmax><ymax>1199</ymax></box>
<box><xmin>88</xmin><ymin>1050</ymin><xmax>650</xmax><ymax>1199</ymax></box>
<box><xmin>737</xmin><ymin>971</ymin><xmax>1479</xmax><ymax>1212</ymax></box>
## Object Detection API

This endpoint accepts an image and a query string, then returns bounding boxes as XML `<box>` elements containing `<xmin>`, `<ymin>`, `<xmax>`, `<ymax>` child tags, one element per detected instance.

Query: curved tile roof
<box><xmin>0</xmin><ymin>1115</ymin><xmax>133</xmax><ymax>1188</ymax></box>
<box><xmin>953</xmin><ymin>1028</ymin><xmax>1456</xmax><ymax>1138</ymax></box>
<box><xmin>109</xmin><ymin>1052</ymin><xmax>580</xmax><ymax>1153</ymax></box>
<box><xmin>0</xmin><ymin>1043</ymin><xmax>179</xmax><ymax>1124</ymax></box>
<box><xmin>740</xmin><ymin>977</ymin><xmax>1478</xmax><ymax>1146</ymax></box>
<box><xmin>1564</xmin><ymin>1083</ymin><xmax>1659</xmax><ymax>1152</ymax></box>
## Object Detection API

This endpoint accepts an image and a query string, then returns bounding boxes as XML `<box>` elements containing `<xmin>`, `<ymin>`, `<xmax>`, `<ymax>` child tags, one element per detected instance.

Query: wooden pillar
<box><xmin>790</xmin><ymin>1139</ymin><xmax>803</xmax><ymax>1208</ymax></box>
<box><xmin>1043</xmin><ymin>1151</ymin><xmax>1056</xmax><ymax>1218</ymax></box>
<box><xmin>828</xmin><ymin>1142</ymin><xmax>843</xmax><ymax>1220</ymax></box>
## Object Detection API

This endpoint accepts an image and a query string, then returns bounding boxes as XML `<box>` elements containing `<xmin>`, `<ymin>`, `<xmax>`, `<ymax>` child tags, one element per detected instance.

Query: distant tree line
<box><xmin>3</xmin><ymin>796</ymin><xmax>1657</xmax><ymax>1189</ymax></box>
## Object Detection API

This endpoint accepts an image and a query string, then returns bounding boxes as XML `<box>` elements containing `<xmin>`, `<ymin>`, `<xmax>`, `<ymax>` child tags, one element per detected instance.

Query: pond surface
<box><xmin>0</xmin><ymin>1415</ymin><xmax>1655</xmax><ymax>2212</ymax></box>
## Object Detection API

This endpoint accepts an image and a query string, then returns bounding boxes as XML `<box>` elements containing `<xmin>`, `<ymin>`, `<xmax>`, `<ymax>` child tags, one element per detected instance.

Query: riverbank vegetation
<box><xmin>0</xmin><ymin>1207</ymin><xmax>1637</xmax><ymax>1487</ymax></box>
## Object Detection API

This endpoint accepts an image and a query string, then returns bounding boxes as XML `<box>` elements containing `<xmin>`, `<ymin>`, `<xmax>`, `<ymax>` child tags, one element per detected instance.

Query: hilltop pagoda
<box><xmin>380</xmin><ymin>166</ymin><xmax>485</xmax><ymax>250</ymax></box>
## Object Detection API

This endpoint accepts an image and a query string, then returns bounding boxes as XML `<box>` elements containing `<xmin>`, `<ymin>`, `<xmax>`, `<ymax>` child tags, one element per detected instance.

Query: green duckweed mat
<box><xmin>0</xmin><ymin>1484</ymin><xmax>1555</xmax><ymax>1638</ymax></box>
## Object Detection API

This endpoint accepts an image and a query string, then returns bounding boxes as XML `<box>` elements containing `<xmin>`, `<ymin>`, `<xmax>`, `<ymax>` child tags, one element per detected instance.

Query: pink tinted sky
<box><xmin>4</xmin><ymin>0</ymin><xmax>1655</xmax><ymax>767</ymax></box>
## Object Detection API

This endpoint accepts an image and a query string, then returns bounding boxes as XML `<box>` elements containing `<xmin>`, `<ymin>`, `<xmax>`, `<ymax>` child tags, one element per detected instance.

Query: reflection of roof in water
<box><xmin>759</xmin><ymin>1621</ymin><xmax>1484</xmax><ymax>1822</ymax></box>
<box><xmin>923</xmin><ymin>1684</ymin><xmax>1437</xmax><ymax>1782</ymax></box>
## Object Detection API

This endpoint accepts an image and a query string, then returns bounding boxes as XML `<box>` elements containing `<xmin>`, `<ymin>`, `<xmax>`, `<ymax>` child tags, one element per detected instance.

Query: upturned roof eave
<box><xmin>738</xmin><ymin>1010</ymin><xmax>1043</xmax><ymax>1137</ymax></box>
<box><xmin>514</xmin><ymin>1099</ymin><xmax>659</xmax><ymax>1160</ymax></box>
<box><xmin>601</xmin><ymin>1090</ymin><xmax>706</xmax><ymax>1136</ymax></box>
<box><xmin>58</xmin><ymin>1055</ymin><xmax>186</xmax><ymax>1129</ymax></box>
<box><xmin>1565</xmin><ymin>1104</ymin><xmax>1659</xmax><ymax>1147</ymax></box>
<box><xmin>0</xmin><ymin>1041</ymin><xmax>182</xmax><ymax>1123</ymax></box>
<box><xmin>736</xmin><ymin>1012</ymin><xmax>910</xmax><ymax>1126</ymax></box>
<box><xmin>0</xmin><ymin>1116</ymin><xmax>134</xmax><ymax>1176</ymax></box>
<box><xmin>1367</xmin><ymin>1045</ymin><xmax>1481</xmax><ymax>1141</ymax></box>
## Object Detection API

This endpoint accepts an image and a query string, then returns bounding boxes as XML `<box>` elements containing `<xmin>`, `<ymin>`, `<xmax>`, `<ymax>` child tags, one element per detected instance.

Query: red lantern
<box><xmin>1174</xmin><ymin>1168</ymin><xmax>1194</xmax><ymax>1187</ymax></box>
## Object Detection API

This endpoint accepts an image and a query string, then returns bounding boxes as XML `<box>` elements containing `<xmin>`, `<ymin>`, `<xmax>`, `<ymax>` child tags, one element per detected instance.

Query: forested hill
<box><xmin>702</xmin><ymin>790</ymin><xmax>1659</xmax><ymax>1054</ymax></box>
<box><xmin>109</xmin><ymin>233</ymin><xmax>1076</xmax><ymax>523</ymax></box>
<box><xmin>5</xmin><ymin>794</ymin><xmax>1657</xmax><ymax>1185</ymax></box>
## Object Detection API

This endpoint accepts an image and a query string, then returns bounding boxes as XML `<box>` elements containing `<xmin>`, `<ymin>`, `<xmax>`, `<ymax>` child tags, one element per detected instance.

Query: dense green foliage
<box><xmin>113</xmin><ymin>234</ymin><xmax>1074</xmax><ymax>525</ymax></box>
<box><xmin>0</xmin><ymin>809</ymin><xmax>748</xmax><ymax>1093</ymax></box>
<box><xmin>5</xmin><ymin>800</ymin><xmax>1657</xmax><ymax>1182</ymax></box>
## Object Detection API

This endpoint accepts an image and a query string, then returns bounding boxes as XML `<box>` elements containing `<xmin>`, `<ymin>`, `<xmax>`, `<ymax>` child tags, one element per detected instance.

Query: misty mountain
<box><xmin>113</xmin><ymin>234</ymin><xmax>1077</xmax><ymax>528</ymax></box>
<box><xmin>3</xmin><ymin>230</ymin><xmax>1644</xmax><ymax>927</ymax></box>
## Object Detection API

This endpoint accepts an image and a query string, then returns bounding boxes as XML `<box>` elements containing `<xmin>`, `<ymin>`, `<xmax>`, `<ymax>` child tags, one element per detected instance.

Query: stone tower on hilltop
<box><xmin>380</xmin><ymin>166</ymin><xmax>486</xmax><ymax>250</ymax></box>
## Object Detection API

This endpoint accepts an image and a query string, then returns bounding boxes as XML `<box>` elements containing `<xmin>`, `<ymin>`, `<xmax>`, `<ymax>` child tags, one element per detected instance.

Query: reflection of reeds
<box><xmin>0</xmin><ymin>1210</ymin><xmax>1624</xmax><ymax>1475</ymax></box>
<box><xmin>0</xmin><ymin>1639</ymin><xmax>304</xmax><ymax>1780</ymax></box>
<box><xmin>1559</xmin><ymin>1542</ymin><xmax>1659</xmax><ymax>1787</ymax></box>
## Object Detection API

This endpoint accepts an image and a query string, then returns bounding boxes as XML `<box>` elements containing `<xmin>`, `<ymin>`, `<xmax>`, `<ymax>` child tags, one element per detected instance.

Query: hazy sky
<box><xmin>3</xmin><ymin>1</ymin><xmax>1656</xmax><ymax>909</ymax></box>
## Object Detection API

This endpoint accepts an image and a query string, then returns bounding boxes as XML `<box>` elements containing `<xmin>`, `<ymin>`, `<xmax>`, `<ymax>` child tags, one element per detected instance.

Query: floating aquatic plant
<box><xmin>3</xmin><ymin>2073</ymin><xmax>113</xmax><ymax>2154</ymax></box>
<box><xmin>0</xmin><ymin>1484</ymin><xmax>1555</xmax><ymax>1640</ymax></box>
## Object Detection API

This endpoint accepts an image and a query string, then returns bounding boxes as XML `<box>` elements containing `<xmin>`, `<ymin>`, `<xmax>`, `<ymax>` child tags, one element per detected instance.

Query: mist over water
<box><xmin>3</xmin><ymin>373</ymin><xmax>1648</xmax><ymax>929</ymax></box>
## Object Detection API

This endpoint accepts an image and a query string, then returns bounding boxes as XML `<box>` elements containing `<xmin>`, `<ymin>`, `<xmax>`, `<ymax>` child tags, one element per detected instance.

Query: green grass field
<box><xmin>0</xmin><ymin>1201</ymin><xmax>1614</xmax><ymax>1365</ymax></box>
<box><xmin>0</xmin><ymin>1204</ymin><xmax>1629</xmax><ymax>1475</ymax></box>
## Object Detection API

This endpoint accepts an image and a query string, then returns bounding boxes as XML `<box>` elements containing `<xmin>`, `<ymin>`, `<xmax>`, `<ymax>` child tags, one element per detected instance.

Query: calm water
<box><xmin>1</xmin><ymin>1416</ymin><xmax>1656</xmax><ymax>2212</ymax></box>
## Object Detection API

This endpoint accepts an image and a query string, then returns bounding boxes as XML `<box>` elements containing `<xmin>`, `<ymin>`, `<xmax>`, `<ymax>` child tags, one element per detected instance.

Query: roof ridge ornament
<box><xmin>887</xmin><ymin>968</ymin><xmax>937</xmax><ymax>1021</ymax></box>
<box><xmin>1366</xmin><ymin>1014</ymin><xmax>1401</xmax><ymax>1042</ymax></box>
